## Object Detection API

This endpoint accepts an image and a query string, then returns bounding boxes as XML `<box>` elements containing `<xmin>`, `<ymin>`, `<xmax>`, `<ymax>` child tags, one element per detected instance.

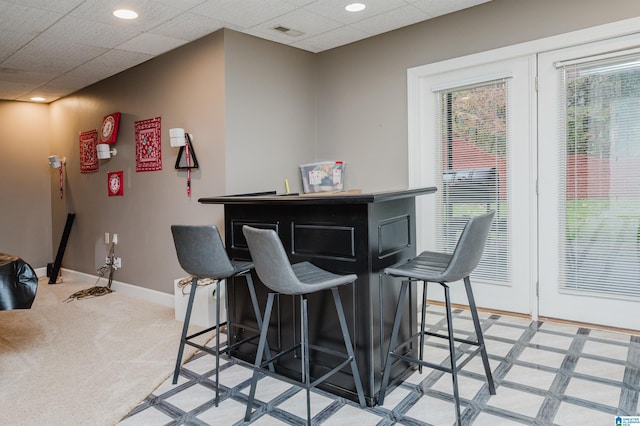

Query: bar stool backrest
<box><xmin>441</xmin><ymin>210</ymin><xmax>495</xmax><ymax>282</ymax></box>
<box><xmin>242</xmin><ymin>226</ymin><xmax>304</xmax><ymax>295</ymax></box>
<box><xmin>171</xmin><ymin>225</ymin><xmax>235</xmax><ymax>279</ymax></box>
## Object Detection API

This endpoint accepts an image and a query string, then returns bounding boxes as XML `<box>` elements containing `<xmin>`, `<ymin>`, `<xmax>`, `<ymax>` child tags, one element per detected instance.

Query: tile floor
<box><xmin>119</xmin><ymin>305</ymin><xmax>640</xmax><ymax>425</ymax></box>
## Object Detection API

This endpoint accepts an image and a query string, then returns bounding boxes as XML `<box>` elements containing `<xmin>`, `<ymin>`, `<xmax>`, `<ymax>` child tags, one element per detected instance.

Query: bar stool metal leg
<box><xmin>464</xmin><ymin>277</ymin><xmax>496</xmax><ymax>394</ymax></box>
<box><xmin>301</xmin><ymin>295</ymin><xmax>312</xmax><ymax>425</ymax></box>
<box><xmin>172</xmin><ymin>277</ymin><xmax>198</xmax><ymax>384</ymax></box>
<box><xmin>443</xmin><ymin>284</ymin><xmax>462</xmax><ymax>423</ymax></box>
<box><xmin>418</xmin><ymin>280</ymin><xmax>428</xmax><ymax>374</ymax></box>
<box><xmin>244</xmin><ymin>293</ymin><xmax>276</xmax><ymax>422</ymax></box>
<box><xmin>331</xmin><ymin>287</ymin><xmax>366</xmax><ymax>407</ymax></box>
<box><xmin>378</xmin><ymin>280</ymin><xmax>409</xmax><ymax>405</ymax></box>
<box><xmin>214</xmin><ymin>280</ymin><xmax>222</xmax><ymax>406</ymax></box>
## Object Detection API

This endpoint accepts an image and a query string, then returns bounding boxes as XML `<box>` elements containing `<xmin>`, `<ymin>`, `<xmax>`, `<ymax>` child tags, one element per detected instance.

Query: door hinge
<box><xmin>535</xmin><ymin>75</ymin><xmax>539</xmax><ymax>91</ymax></box>
<box><xmin>536</xmin><ymin>281</ymin><xmax>539</xmax><ymax>297</ymax></box>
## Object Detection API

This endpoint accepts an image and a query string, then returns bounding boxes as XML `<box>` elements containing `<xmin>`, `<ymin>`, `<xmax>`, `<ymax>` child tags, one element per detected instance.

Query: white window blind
<box><xmin>557</xmin><ymin>55</ymin><xmax>640</xmax><ymax>299</ymax></box>
<box><xmin>434</xmin><ymin>78</ymin><xmax>511</xmax><ymax>284</ymax></box>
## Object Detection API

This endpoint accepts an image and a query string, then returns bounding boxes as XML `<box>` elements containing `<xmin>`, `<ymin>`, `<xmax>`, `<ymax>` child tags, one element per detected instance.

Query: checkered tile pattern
<box><xmin>119</xmin><ymin>305</ymin><xmax>640</xmax><ymax>425</ymax></box>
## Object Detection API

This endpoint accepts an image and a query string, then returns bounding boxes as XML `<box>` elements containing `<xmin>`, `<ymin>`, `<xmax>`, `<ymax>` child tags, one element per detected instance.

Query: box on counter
<box><xmin>300</xmin><ymin>161</ymin><xmax>345</xmax><ymax>193</ymax></box>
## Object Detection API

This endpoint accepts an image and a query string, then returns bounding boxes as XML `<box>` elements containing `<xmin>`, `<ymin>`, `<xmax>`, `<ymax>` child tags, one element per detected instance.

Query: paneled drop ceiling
<box><xmin>0</xmin><ymin>0</ymin><xmax>491</xmax><ymax>103</ymax></box>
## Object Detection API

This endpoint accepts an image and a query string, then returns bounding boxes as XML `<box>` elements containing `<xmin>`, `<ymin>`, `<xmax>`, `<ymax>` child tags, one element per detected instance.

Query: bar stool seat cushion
<box><xmin>229</xmin><ymin>260</ymin><xmax>253</xmax><ymax>276</ymax></box>
<box><xmin>290</xmin><ymin>262</ymin><xmax>357</xmax><ymax>294</ymax></box>
<box><xmin>383</xmin><ymin>251</ymin><xmax>452</xmax><ymax>282</ymax></box>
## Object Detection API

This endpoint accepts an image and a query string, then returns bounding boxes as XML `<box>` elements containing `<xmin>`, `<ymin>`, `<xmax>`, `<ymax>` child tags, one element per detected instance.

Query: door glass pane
<box><xmin>436</xmin><ymin>79</ymin><xmax>510</xmax><ymax>284</ymax></box>
<box><xmin>559</xmin><ymin>55</ymin><xmax>640</xmax><ymax>299</ymax></box>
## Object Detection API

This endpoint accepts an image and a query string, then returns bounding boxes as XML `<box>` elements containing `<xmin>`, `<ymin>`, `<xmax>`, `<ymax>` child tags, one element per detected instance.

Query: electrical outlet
<box><xmin>105</xmin><ymin>256</ymin><xmax>112</xmax><ymax>265</ymax></box>
<box><xmin>104</xmin><ymin>232</ymin><xmax>109</xmax><ymax>244</ymax></box>
<box><xmin>114</xmin><ymin>257</ymin><xmax>121</xmax><ymax>268</ymax></box>
<box><xmin>113</xmin><ymin>234</ymin><xmax>118</xmax><ymax>244</ymax></box>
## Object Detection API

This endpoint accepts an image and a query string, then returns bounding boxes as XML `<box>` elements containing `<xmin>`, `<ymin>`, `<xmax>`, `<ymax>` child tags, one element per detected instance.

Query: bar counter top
<box><xmin>198</xmin><ymin>186</ymin><xmax>437</xmax><ymax>205</ymax></box>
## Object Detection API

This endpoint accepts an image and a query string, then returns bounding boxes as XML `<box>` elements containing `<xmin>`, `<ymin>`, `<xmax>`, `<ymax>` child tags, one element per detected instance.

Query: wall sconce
<box><xmin>169</xmin><ymin>128</ymin><xmax>186</xmax><ymax>147</ymax></box>
<box><xmin>96</xmin><ymin>143</ymin><xmax>117</xmax><ymax>159</ymax></box>
<box><xmin>48</xmin><ymin>155</ymin><xmax>66</xmax><ymax>168</ymax></box>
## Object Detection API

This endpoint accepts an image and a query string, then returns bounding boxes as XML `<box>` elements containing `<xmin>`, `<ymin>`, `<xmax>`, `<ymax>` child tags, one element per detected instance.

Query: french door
<box><xmin>538</xmin><ymin>35</ymin><xmax>640</xmax><ymax>330</ymax></box>
<box><xmin>409</xmin><ymin>55</ymin><xmax>536</xmax><ymax>314</ymax></box>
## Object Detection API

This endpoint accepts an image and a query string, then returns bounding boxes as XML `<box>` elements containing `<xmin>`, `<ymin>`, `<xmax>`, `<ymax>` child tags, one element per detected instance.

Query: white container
<box><xmin>174</xmin><ymin>277</ymin><xmax>227</xmax><ymax>328</ymax></box>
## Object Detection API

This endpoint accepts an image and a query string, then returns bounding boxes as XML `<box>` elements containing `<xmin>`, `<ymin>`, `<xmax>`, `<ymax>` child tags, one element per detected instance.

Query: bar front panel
<box><xmin>213</xmin><ymin>193</ymin><xmax>424</xmax><ymax>406</ymax></box>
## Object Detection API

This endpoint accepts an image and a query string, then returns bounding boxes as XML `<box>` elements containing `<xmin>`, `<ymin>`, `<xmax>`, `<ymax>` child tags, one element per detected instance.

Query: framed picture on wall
<box><xmin>79</xmin><ymin>129</ymin><xmax>98</xmax><ymax>173</ymax></box>
<box><xmin>107</xmin><ymin>171</ymin><xmax>124</xmax><ymax>196</ymax></box>
<box><xmin>135</xmin><ymin>117</ymin><xmax>162</xmax><ymax>172</ymax></box>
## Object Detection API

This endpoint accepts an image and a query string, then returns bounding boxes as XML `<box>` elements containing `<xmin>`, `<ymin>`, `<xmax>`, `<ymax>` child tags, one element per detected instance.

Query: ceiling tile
<box><xmin>192</xmin><ymin>0</ymin><xmax>297</xmax><ymax>29</ymax></box>
<box><xmin>295</xmin><ymin>24</ymin><xmax>369</xmax><ymax>52</ymax></box>
<box><xmin>42</xmin><ymin>16</ymin><xmax>141</xmax><ymax>48</ymax></box>
<box><xmin>60</xmin><ymin>50</ymin><xmax>152</xmax><ymax>84</ymax></box>
<box><xmin>0</xmin><ymin>29</ymin><xmax>36</xmax><ymax>62</ymax></box>
<box><xmin>149</xmin><ymin>0</ymin><xmax>209</xmax><ymax>10</ymax></box>
<box><xmin>116</xmin><ymin>33</ymin><xmax>189</xmax><ymax>56</ymax></box>
<box><xmin>147</xmin><ymin>12</ymin><xmax>224</xmax><ymax>41</ymax></box>
<box><xmin>2</xmin><ymin>0</ymin><xmax>85</xmax><ymax>14</ymax></box>
<box><xmin>91</xmin><ymin>49</ymin><xmax>154</xmax><ymax>70</ymax></box>
<box><xmin>351</xmin><ymin>4</ymin><xmax>431</xmax><ymax>35</ymax></box>
<box><xmin>18</xmin><ymin>83</ymin><xmax>76</xmax><ymax>102</ymax></box>
<box><xmin>3</xmin><ymin>37</ymin><xmax>108</xmax><ymax>74</ymax></box>
<box><xmin>0</xmin><ymin>1</ymin><xmax>63</xmax><ymax>34</ymax></box>
<box><xmin>251</xmin><ymin>8</ymin><xmax>342</xmax><ymax>40</ymax></box>
<box><xmin>70</xmin><ymin>0</ymin><xmax>184</xmax><ymax>30</ymax></box>
<box><xmin>0</xmin><ymin>79</ymin><xmax>39</xmax><ymax>98</ymax></box>
<box><xmin>411</xmin><ymin>0</ymin><xmax>491</xmax><ymax>18</ymax></box>
<box><xmin>0</xmin><ymin>67</ymin><xmax>54</xmax><ymax>84</ymax></box>
<box><xmin>304</xmin><ymin>0</ymin><xmax>409</xmax><ymax>25</ymax></box>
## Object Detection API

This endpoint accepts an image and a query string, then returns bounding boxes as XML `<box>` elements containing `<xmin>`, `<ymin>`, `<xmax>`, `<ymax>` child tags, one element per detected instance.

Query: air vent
<box><xmin>273</xmin><ymin>25</ymin><xmax>304</xmax><ymax>37</ymax></box>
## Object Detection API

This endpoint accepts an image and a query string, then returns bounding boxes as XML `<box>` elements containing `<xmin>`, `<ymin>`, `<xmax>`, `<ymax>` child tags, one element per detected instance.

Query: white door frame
<box><xmin>538</xmin><ymin>33</ymin><xmax>640</xmax><ymax>330</ymax></box>
<box><xmin>408</xmin><ymin>55</ymin><xmax>536</xmax><ymax>315</ymax></box>
<box><xmin>407</xmin><ymin>16</ymin><xmax>640</xmax><ymax>320</ymax></box>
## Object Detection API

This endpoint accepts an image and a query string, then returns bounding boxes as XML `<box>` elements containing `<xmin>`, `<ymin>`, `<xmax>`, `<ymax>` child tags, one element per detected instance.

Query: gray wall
<box><xmin>224</xmin><ymin>31</ymin><xmax>316</xmax><ymax>195</ymax></box>
<box><xmin>47</xmin><ymin>31</ymin><xmax>228</xmax><ymax>292</ymax></box>
<box><xmin>315</xmin><ymin>0</ymin><xmax>640</xmax><ymax>192</ymax></box>
<box><xmin>0</xmin><ymin>101</ymin><xmax>51</xmax><ymax>266</ymax></box>
<box><xmin>46</xmin><ymin>29</ymin><xmax>317</xmax><ymax>293</ymax></box>
<box><xmin>2</xmin><ymin>0</ymin><xmax>640</xmax><ymax>294</ymax></box>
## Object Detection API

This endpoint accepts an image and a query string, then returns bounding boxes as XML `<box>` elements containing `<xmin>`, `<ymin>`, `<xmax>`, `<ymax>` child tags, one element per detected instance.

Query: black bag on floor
<box><xmin>0</xmin><ymin>253</ymin><xmax>38</xmax><ymax>310</ymax></box>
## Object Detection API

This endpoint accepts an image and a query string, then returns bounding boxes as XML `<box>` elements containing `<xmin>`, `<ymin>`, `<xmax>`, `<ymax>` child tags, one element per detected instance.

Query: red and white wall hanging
<box><xmin>107</xmin><ymin>171</ymin><xmax>124</xmax><ymax>196</ymax></box>
<box><xmin>135</xmin><ymin>117</ymin><xmax>162</xmax><ymax>172</ymax></box>
<box><xmin>79</xmin><ymin>129</ymin><xmax>98</xmax><ymax>173</ymax></box>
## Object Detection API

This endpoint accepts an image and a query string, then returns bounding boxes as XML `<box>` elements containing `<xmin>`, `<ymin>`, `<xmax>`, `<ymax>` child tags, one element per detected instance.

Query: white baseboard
<box><xmin>38</xmin><ymin>268</ymin><xmax>174</xmax><ymax>308</ymax></box>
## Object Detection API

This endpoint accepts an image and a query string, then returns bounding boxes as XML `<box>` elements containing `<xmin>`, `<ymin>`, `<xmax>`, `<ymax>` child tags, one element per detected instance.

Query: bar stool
<box><xmin>170</xmin><ymin>225</ymin><xmax>270</xmax><ymax>407</ymax></box>
<box><xmin>378</xmin><ymin>211</ymin><xmax>497</xmax><ymax>424</ymax></box>
<box><xmin>241</xmin><ymin>225</ymin><xmax>366</xmax><ymax>426</ymax></box>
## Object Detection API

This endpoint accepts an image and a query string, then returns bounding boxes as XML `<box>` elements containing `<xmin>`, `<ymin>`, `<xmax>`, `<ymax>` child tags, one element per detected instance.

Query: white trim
<box><xmin>554</xmin><ymin>46</ymin><xmax>640</xmax><ymax>68</ymax></box>
<box><xmin>407</xmin><ymin>16</ymin><xmax>640</xmax><ymax>321</ymax></box>
<box><xmin>431</xmin><ymin>72</ymin><xmax>513</xmax><ymax>92</ymax></box>
<box><xmin>42</xmin><ymin>268</ymin><xmax>174</xmax><ymax>308</ymax></box>
<box><xmin>408</xmin><ymin>16</ymin><xmax>640</xmax><ymax>83</ymax></box>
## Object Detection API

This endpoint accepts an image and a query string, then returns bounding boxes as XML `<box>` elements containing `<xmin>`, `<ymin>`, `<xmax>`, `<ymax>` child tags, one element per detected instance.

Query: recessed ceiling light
<box><xmin>345</xmin><ymin>3</ymin><xmax>366</xmax><ymax>12</ymax></box>
<box><xmin>30</xmin><ymin>96</ymin><xmax>46</xmax><ymax>102</ymax></box>
<box><xmin>113</xmin><ymin>9</ymin><xmax>138</xmax><ymax>20</ymax></box>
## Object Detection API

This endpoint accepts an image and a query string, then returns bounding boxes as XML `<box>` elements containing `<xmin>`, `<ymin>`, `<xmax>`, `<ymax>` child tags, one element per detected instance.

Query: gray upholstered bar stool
<box><xmin>378</xmin><ymin>211</ymin><xmax>497</xmax><ymax>425</ymax></box>
<box><xmin>171</xmin><ymin>225</ymin><xmax>270</xmax><ymax>407</ymax></box>
<box><xmin>242</xmin><ymin>225</ymin><xmax>366</xmax><ymax>426</ymax></box>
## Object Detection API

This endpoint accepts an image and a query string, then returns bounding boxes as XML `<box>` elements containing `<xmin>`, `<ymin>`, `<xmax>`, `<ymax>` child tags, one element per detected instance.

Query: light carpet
<box><xmin>0</xmin><ymin>275</ymin><xmax>203</xmax><ymax>426</ymax></box>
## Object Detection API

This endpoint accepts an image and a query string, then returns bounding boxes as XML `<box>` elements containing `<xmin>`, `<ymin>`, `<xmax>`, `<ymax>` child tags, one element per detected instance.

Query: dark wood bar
<box><xmin>199</xmin><ymin>187</ymin><xmax>436</xmax><ymax>406</ymax></box>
